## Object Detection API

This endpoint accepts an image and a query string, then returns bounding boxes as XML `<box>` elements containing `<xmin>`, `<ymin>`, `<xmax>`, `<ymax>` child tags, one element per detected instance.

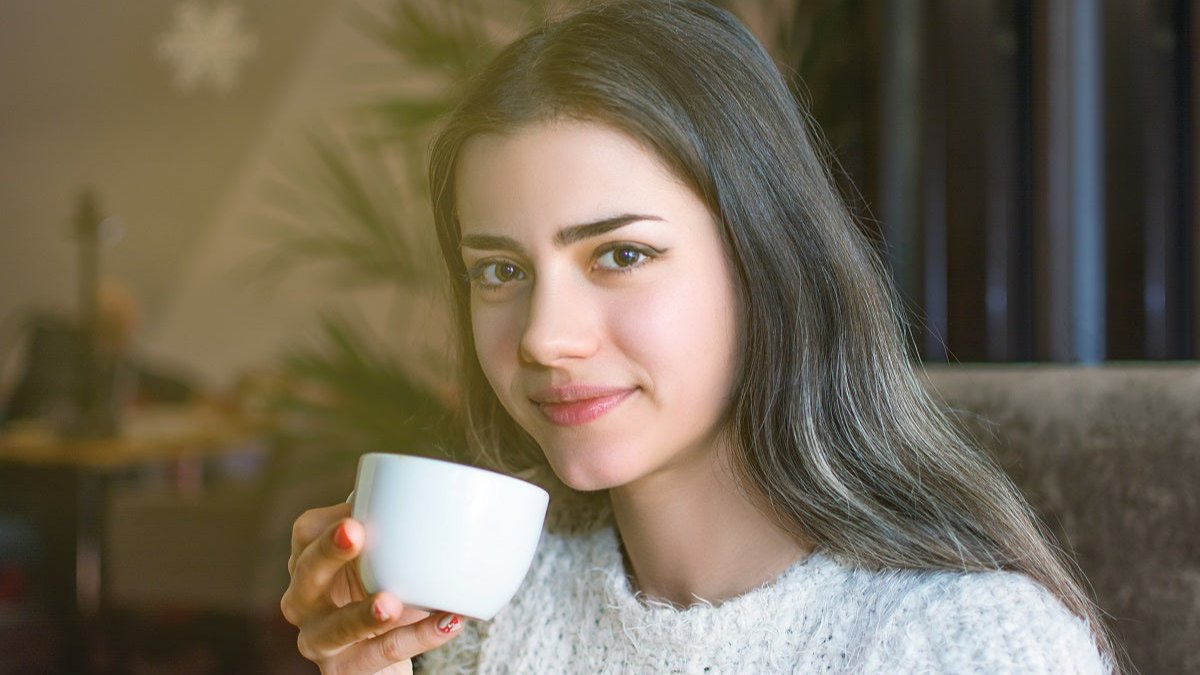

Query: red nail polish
<box><xmin>332</xmin><ymin>523</ymin><xmax>354</xmax><ymax>551</ymax></box>
<box><xmin>436</xmin><ymin>614</ymin><xmax>463</xmax><ymax>634</ymax></box>
<box><xmin>372</xmin><ymin>599</ymin><xmax>392</xmax><ymax>623</ymax></box>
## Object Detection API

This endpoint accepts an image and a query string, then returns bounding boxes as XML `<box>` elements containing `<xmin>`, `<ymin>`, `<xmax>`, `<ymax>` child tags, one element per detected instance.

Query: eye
<box><xmin>595</xmin><ymin>244</ymin><xmax>655</xmax><ymax>271</ymax></box>
<box><xmin>467</xmin><ymin>259</ymin><xmax>527</xmax><ymax>289</ymax></box>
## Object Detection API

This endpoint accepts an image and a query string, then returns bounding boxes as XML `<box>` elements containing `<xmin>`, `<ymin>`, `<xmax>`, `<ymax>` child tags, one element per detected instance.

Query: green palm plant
<box><xmin>247</xmin><ymin>0</ymin><xmax>558</xmax><ymax>462</ymax></box>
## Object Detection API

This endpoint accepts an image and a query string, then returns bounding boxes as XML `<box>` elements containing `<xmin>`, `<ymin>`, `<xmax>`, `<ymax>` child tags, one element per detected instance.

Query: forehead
<box><xmin>454</xmin><ymin>120</ymin><xmax>695</xmax><ymax>235</ymax></box>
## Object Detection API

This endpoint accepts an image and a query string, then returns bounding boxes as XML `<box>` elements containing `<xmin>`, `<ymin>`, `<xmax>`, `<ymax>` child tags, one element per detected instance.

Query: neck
<box><xmin>608</xmin><ymin>449</ymin><xmax>810</xmax><ymax>607</ymax></box>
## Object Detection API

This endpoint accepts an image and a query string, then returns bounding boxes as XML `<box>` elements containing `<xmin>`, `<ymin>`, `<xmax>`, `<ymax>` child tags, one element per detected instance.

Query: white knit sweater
<box><xmin>419</xmin><ymin>524</ymin><xmax>1108</xmax><ymax>674</ymax></box>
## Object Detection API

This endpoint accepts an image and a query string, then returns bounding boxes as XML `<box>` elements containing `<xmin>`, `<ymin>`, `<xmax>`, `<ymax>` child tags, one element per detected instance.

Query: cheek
<box><xmin>610</xmin><ymin>271</ymin><xmax>740</xmax><ymax>390</ymax></box>
<box><xmin>470</xmin><ymin>304</ymin><xmax>522</xmax><ymax>386</ymax></box>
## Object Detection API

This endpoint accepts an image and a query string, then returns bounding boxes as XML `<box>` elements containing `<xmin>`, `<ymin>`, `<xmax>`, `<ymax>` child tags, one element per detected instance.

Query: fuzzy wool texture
<box><xmin>418</xmin><ymin>525</ymin><xmax>1108</xmax><ymax>674</ymax></box>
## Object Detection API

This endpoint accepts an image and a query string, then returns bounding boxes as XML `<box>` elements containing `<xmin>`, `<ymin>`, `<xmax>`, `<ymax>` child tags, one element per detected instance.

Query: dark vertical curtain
<box><xmin>789</xmin><ymin>0</ymin><xmax>1197</xmax><ymax>362</ymax></box>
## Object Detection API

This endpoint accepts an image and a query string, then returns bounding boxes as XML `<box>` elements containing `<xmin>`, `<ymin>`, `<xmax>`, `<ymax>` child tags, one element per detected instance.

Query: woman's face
<box><xmin>455</xmin><ymin>120</ymin><xmax>740</xmax><ymax>492</ymax></box>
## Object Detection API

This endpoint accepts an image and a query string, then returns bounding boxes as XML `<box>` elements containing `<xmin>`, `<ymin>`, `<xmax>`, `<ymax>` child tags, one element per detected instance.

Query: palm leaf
<box><xmin>270</xmin><ymin>313</ymin><xmax>457</xmax><ymax>459</ymax></box>
<box><xmin>245</xmin><ymin>131</ymin><xmax>431</xmax><ymax>290</ymax></box>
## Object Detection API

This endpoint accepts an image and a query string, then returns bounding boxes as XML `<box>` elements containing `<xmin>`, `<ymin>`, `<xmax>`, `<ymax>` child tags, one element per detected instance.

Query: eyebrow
<box><xmin>459</xmin><ymin>214</ymin><xmax>663</xmax><ymax>253</ymax></box>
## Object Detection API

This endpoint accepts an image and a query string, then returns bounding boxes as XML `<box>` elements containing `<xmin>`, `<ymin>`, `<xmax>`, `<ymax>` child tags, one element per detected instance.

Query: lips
<box><xmin>529</xmin><ymin>385</ymin><xmax>637</xmax><ymax>426</ymax></box>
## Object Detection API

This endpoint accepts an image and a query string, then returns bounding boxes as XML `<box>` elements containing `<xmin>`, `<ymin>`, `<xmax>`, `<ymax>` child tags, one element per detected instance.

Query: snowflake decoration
<box><xmin>156</xmin><ymin>2</ymin><xmax>258</xmax><ymax>93</ymax></box>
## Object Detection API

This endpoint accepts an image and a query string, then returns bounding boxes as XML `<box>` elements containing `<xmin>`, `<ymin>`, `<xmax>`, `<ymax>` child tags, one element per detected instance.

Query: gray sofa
<box><xmin>926</xmin><ymin>363</ymin><xmax>1200</xmax><ymax>674</ymax></box>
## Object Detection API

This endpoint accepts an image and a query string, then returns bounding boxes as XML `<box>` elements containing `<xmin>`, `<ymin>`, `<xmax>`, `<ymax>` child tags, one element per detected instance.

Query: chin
<box><xmin>547</xmin><ymin>463</ymin><xmax>623</xmax><ymax>493</ymax></box>
<box><xmin>543</xmin><ymin>450</ymin><xmax>638</xmax><ymax>493</ymax></box>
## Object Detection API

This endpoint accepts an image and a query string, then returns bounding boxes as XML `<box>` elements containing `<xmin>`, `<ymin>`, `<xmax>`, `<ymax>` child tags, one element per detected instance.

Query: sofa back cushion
<box><xmin>925</xmin><ymin>364</ymin><xmax>1200</xmax><ymax>674</ymax></box>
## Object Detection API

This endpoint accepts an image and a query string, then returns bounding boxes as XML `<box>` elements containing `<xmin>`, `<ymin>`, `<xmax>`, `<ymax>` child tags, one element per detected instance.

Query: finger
<box><xmin>327</xmin><ymin>611</ymin><xmax>467</xmax><ymax>673</ymax></box>
<box><xmin>282</xmin><ymin>517</ymin><xmax>363</xmax><ymax>621</ymax></box>
<box><xmin>289</xmin><ymin>503</ymin><xmax>351</xmax><ymax>577</ymax></box>
<box><xmin>296</xmin><ymin>592</ymin><xmax>429</xmax><ymax>661</ymax></box>
<box><xmin>342</xmin><ymin>548</ymin><xmax>370</xmax><ymax>604</ymax></box>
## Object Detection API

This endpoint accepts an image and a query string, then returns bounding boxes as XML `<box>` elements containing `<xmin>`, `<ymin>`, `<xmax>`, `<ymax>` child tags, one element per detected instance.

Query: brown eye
<box><xmin>596</xmin><ymin>245</ymin><xmax>653</xmax><ymax>271</ymax></box>
<box><xmin>496</xmin><ymin>262</ymin><xmax>520</xmax><ymax>280</ymax></box>
<box><xmin>469</xmin><ymin>260</ymin><xmax>527</xmax><ymax>289</ymax></box>
<box><xmin>614</xmin><ymin>248</ymin><xmax>641</xmax><ymax>267</ymax></box>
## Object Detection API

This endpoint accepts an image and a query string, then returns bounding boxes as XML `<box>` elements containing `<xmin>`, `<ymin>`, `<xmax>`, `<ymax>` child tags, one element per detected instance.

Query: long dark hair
<box><xmin>428</xmin><ymin>0</ymin><xmax>1118</xmax><ymax>668</ymax></box>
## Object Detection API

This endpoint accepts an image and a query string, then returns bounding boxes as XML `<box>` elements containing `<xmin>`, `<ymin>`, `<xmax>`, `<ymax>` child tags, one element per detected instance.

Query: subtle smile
<box><xmin>531</xmin><ymin>387</ymin><xmax>638</xmax><ymax>426</ymax></box>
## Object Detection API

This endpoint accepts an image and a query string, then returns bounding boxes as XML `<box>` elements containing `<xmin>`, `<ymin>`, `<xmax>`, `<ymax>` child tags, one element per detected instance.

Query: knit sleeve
<box><xmin>414</xmin><ymin>617</ymin><xmax>486</xmax><ymax>675</ymax></box>
<box><xmin>859</xmin><ymin>570</ymin><xmax>1110</xmax><ymax>674</ymax></box>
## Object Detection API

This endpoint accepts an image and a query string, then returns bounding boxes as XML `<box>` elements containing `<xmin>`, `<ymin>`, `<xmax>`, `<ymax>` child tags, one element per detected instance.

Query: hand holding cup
<box><xmin>281</xmin><ymin>454</ymin><xmax>548</xmax><ymax>673</ymax></box>
<box><xmin>282</xmin><ymin>503</ymin><xmax>465</xmax><ymax>674</ymax></box>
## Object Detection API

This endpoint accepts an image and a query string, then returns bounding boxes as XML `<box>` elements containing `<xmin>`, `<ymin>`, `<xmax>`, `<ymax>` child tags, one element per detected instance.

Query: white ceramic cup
<box><xmin>350</xmin><ymin>453</ymin><xmax>549</xmax><ymax>620</ymax></box>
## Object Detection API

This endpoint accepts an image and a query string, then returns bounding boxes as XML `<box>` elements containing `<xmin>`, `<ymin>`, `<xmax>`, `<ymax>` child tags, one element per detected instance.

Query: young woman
<box><xmin>282</xmin><ymin>1</ymin><xmax>1118</xmax><ymax>672</ymax></box>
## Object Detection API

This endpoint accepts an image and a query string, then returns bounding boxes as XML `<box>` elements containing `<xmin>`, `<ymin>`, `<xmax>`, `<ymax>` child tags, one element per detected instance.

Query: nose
<box><xmin>518</xmin><ymin>275</ymin><xmax>601</xmax><ymax>367</ymax></box>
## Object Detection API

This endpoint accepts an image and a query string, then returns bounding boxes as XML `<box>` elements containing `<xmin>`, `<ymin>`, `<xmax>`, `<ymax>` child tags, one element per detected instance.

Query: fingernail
<box><xmin>372</xmin><ymin>598</ymin><xmax>392</xmax><ymax>623</ymax></box>
<box><xmin>332</xmin><ymin>523</ymin><xmax>354</xmax><ymax>551</ymax></box>
<box><xmin>436</xmin><ymin>614</ymin><xmax>463</xmax><ymax>634</ymax></box>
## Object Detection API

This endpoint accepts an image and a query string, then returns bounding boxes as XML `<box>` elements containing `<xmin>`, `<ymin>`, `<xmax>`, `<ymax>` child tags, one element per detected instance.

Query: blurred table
<box><xmin>0</xmin><ymin>403</ymin><xmax>255</xmax><ymax>468</ymax></box>
<box><xmin>0</xmin><ymin>403</ymin><xmax>262</xmax><ymax>674</ymax></box>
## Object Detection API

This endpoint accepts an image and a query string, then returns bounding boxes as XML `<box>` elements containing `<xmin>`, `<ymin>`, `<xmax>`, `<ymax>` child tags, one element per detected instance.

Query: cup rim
<box><xmin>358</xmin><ymin>452</ymin><xmax>549</xmax><ymax>499</ymax></box>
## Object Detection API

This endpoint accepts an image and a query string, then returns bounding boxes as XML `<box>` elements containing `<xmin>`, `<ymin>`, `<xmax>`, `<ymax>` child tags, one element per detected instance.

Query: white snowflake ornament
<box><xmin>157</xmin><ymin>1</ymin><xmax>258</xmax><ymax>93</ymax></box>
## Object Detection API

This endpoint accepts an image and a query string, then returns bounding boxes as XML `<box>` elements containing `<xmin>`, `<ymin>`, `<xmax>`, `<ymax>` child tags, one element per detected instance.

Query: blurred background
<box><xmin>0</xmin><ymin>0</ymin><xmax>1195</xmax><ymax>673</ymax></box>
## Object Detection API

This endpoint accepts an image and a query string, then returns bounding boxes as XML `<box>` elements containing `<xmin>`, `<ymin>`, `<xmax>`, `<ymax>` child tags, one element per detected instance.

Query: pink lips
<box><xmin>530</xmin><ymin>385</ymin><xmax>637</xmax><ymax>426</ymax></box>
